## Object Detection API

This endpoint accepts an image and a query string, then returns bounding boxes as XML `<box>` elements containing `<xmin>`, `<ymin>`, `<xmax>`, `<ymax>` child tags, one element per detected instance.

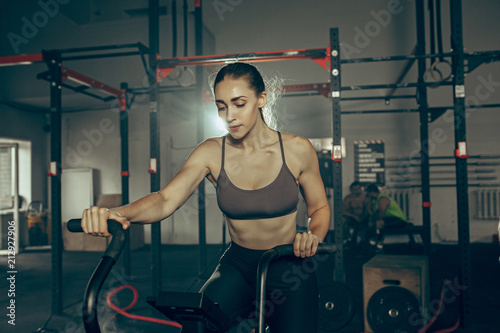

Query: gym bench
<box><xmin>382</xmin><ymin>223</ymin><xmax>424</xmax><ymax>249</ymax></box>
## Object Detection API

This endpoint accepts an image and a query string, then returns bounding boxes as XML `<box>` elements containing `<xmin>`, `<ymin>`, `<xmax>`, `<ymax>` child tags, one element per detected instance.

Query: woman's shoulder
<box><xmin>195</xmin><ymin>136</ymin><xmax>223</xmax><ymax>150</ymax></box>
<box><xmin>187</xmin><ymin>136</ymin><xmax>224</xmax><ymax>161</ymax></box>
<box><xmin>279</xmin><ymin>132</ymin><xmax>315</xmax><ymax>154</ymax></box>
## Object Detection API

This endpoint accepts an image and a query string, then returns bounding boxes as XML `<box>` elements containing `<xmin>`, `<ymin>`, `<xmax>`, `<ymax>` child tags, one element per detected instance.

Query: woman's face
<box><xmin>214</xmin><ymin>78</ymin><xmax>266</xmax><ymax>138</ymax></box>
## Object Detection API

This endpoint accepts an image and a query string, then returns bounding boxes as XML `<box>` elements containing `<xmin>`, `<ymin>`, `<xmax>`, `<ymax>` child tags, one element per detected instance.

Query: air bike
<box><xmin>67</xmin><ymin>219</ymin><xmax>337</xmax><ymax>332</ymax></box>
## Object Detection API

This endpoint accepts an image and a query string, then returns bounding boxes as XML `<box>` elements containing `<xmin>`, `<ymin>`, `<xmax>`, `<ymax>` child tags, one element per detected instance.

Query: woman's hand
<box><xmin>81</xmin><ymin>206</ymin><xmax>130</xmax><ymax>237</ymax></box>
<box><xmin>293</xmin><ymin>231</ymin><xmax>320</xmax><ymax>258</ymax></box>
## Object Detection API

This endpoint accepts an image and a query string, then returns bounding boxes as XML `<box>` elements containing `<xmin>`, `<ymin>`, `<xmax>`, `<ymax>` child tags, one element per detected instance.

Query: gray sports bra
<box><xmin>216</xmin><ymin>132</ymin><xmax>300</xmax><ymax>220</ymax></box>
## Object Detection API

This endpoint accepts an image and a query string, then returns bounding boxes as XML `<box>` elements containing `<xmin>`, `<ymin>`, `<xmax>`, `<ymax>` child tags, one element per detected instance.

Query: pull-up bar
<box><xmin>36</xmin><ymin>66</ymin><xmax>124</xmax><ymax>104</ymax></box>
<box><xmin>0</xmin><ymin>51</ymin><xmax>129</xmax><ymax>106</ymax></box>
<box><xmin>61</xmin><ymin>67</ymin><xmax>123</xmax><ymax>97</ymax></box>
<box><xmin>55</xmin><ymin>42</ymin><xmax>149</xmax><ymax>55</ymax></box>
<box><xmin>0</xmin><ymin>42</ymin><xmax>151</xmax><ymax>67</ymax></box>
<box><xmin>157</xmin><ymin>47</ymin><xmax>330</xmax><ymax>80</ymax></box>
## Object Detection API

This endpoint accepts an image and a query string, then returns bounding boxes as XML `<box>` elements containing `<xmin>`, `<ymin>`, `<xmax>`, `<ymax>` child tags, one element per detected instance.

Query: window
<box><xmin>0</xmin><ymin>144</ymin><xmax>16</xmax><ymax>210</ymax></box>
<box><xmin>0</xmin><ymin>143</ymin><xmax>18</xmax><ymax>253</ymax></box>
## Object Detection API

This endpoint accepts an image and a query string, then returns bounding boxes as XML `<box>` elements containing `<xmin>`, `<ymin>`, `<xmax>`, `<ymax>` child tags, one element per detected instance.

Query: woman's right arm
<box><xmin>82</xmin><ymin>139</ymin><xmax>217</xmax><ymax>237</ymax></box>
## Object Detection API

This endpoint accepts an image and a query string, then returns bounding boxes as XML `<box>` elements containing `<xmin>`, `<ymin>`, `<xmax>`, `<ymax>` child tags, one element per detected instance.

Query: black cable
<box><xmin>171</xmin><ymin>0</ymin><xmax>177</xmax><ymax>57</ymax></box>
<box><xmin>183</xmin><ymin>0</ymin><xmax>188</xmax><ymax>57</ymax></box>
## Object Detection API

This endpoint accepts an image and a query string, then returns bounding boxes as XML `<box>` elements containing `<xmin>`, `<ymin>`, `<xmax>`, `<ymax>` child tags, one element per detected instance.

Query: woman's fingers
<box><xmin>81</xmin><ymin>209</ymin><xmax>89</xmax><ymax>233</ymax></box>
<box><xmin>98</xmin><ymin>207</ymin><xmax>110</xmax><ymax>236</ymax></box>
<box><xmin>294</xmin><ymin>232</ymin><xmax>320</xmax><ymax>258</ymax></box>
<box><xmin>301</xmin><ymin>232</ymin><xmax>311</xmax><ymax>257</ymax></box>
<box><xmin>81</xmin><ymin>206</ymin><xmax>113</xmax><ymax>237</ymax></box>
<box><xmin>293</xmin><ymin>233</ymin><xmax>303</xmax><ymax>257</ymax></box>
<box><xmin>310</xmin><ymin>235</ymin><xmax>319</xmax><ymax>256</ymax></box>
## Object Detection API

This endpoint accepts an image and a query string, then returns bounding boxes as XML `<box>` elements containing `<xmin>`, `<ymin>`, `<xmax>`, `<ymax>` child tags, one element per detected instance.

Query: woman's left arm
<box><xmin>293</xmin><ymin>138</ymin><xmax>331</xmax><ymax>257</ymax></box>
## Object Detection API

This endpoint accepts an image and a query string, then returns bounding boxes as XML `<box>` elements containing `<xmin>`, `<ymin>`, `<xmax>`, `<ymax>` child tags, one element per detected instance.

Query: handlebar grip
<box><xmin>315</xmin><ymin>243</ymin><xmax>338</xmax><ymax>254</ymax></box>
<box><xmin>67</xmin><ymin>219</ymin><xmax>84</xmax><ymax>232</ymax></box>
<box><xmin>273</xmin><ymin>243</ymin><xmax>337</xmax><ymax>258</ymax></box>
<box><xmin>67</xmin><ymin>218</ymin><xmax>124</xmax><ymax>235</ymax></box>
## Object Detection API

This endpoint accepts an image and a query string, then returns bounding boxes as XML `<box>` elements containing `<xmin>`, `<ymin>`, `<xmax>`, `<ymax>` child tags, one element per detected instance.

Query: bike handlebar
<box><xmin>255</xmin><ymin>243</ymin><xmax>337</xmax><ymax>333</ymax></box>
<box><xmin>67</xmin><ymin>218</ymin><xmax>127</xmax><ymax>333</ymax></box>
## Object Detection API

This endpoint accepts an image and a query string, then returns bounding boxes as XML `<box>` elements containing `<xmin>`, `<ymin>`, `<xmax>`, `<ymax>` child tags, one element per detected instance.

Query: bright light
<box><xmin>215</xmin><ymin>116</ymin><xmax>227</xmax><ymax>133</ymax></box>
<box><xmin>204</xmin><ymin>107</ymin><xmax>228</xmax><ymax>138</ymax></box>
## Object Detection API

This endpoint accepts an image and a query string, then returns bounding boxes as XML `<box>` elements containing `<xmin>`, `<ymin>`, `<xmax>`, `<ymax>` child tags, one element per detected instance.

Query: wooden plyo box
<box><xmin>362</xmin><ymin>255</ymin><xmax>429</xmax><ymax>333</ymax></box>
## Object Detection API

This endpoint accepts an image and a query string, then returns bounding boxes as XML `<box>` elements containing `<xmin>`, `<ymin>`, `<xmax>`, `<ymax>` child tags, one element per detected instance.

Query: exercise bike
<box><xmin>67</xmin><ymin>219</ymin><xmax>337</xmax><ymax>333</ymax></box>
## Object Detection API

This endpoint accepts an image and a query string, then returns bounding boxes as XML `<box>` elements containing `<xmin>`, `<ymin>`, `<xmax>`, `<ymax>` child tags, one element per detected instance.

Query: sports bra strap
<box><xmin>277</xmin><ymin>131</ymin><xmax>286</xmax><ymax>164</ymax></box>
<box><xmin>221</xmin><ymin>135</ymin><xmax>226</xmax><ymax>169</ymax></box>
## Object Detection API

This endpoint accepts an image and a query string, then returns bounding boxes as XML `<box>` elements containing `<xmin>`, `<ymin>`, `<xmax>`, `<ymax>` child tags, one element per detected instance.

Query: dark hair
<box><xmin>211</xmin><ymin>62</ymin><xmax>283</xmax><ymax>129</ymax></box>
<box><xmin>350</xmin><ymin>181</ymin><xmax>362</xmax><ymax>190</ymax></box>
<box><xmin>365</xmin><ymin>184</ymin><xmax>380</xmax><ymax>193</ymax></box>
<box><xmin>213</xmin><ymin>62</ymin><xmax>266</xmax><ymax>96</ymax></box>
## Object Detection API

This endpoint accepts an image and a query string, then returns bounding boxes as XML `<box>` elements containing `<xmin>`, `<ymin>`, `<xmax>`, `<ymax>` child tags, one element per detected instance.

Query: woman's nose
<box><xmin>226</xmin><ymin>107</ymin><xmax>236</xmax><ymax>122</ymax></box>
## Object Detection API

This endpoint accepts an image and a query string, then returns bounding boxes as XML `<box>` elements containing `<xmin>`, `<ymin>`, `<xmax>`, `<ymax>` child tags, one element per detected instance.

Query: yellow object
<box><xmin>27</xmin><ymin>216</ymin><xmax>44</xmax><ymax>229</ymax></box>
<box><xmin>26</xmin><ymin>212</ymin><xmax>48</xmax><ymax>246</ymax></box>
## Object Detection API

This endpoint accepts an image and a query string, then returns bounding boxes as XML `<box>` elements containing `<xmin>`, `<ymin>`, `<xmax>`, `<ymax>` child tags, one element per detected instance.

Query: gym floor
<box><xmin>1</xmin><ymin>242</ymin><xmax>499</xmax><ymax>333</ymax></box>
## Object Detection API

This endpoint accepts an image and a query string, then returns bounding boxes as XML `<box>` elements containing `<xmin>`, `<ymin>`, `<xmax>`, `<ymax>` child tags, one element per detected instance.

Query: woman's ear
<box><xmin>258</xmin><ymin>91</ymin><xmax>267</xmax><ymax>108</ymax></box>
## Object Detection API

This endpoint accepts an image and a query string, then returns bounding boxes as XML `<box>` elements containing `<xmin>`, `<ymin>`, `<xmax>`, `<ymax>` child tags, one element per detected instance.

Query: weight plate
<box><xmin>366</xmin><ymin>286</ymin><xmax>422</xmax><ymax>333</ymax></box>
<box><xmin>318</xmin><ymin>282</ymin><xmax>355</xmax><ymax>332</ymax></box>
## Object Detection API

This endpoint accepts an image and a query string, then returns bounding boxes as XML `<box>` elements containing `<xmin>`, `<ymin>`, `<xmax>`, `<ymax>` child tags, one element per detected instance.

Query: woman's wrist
<box><xmin>307</xmin><ymin>230</ymin><xmax>322</xmax><ymax>242</ymax></box>
<box><xmin>106</xmin><ymin>208</ymin><xmax>122</xmax><ymax>217</ymax></box>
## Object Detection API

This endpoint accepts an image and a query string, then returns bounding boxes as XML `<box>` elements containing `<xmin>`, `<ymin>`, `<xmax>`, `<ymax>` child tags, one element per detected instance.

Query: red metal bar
<box><xmin>158</xmin><ymin>47</ymin><xmax>328</xmax><ymax>67</ymax></box>
<box><xmin>0</xmin><ymin>53</ymin><xmax>43</xmax><ymax>67</ymax></box>
<box><xmin>284</xmin><ymin>83</ymin><xmax>331</xmax><ymax>98</ymax></box>
<box><xmin>157</xmin><ymin>47</ymin><xmax>329</xmax><ymax>81</ymax></box>
<box><xmin>157</xmin><ymin>67</ymin><xmax>176</xmax><ymax>80</ymax></box>
<box><xmin>61</xmin><ymin>67</ymin><xmax>121</xmax><ymax>97</ymax></box>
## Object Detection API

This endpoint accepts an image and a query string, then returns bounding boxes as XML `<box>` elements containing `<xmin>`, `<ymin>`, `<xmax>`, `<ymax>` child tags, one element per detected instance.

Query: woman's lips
<box><xmin>229</xmin><ymin>125</ymin><xmax>241</xmax><ymax>131</ymax></box>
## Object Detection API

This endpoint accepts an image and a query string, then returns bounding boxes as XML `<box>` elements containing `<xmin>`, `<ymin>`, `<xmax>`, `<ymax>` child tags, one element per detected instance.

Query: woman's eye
<box><xmin>236</xmin><ymin>104</ymin><xmax>245</xmax><ymax>108</ymax></box>
<box><xmin>217</xmin><ymin>106</ymin><xmax>226</xmax><ymax>111</ymax></box>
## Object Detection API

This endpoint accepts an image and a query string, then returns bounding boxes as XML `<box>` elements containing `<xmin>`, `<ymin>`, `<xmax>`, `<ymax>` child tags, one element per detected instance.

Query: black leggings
<box><xmin>193</xmin><ymin>242</ymin><xmax>318</xmax><ymax>333</ymax></box>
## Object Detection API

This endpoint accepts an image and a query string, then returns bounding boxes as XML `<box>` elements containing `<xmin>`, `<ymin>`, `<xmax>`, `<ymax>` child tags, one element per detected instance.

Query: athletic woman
<box><xmin>81</xmin><ymin>62</ymin><xmax>330</xmax><ymax>332</ymax></box>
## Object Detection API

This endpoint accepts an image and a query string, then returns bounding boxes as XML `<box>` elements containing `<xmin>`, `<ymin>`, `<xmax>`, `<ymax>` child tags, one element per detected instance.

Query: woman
<box><xmin>81</xmin><ymin>62</ymin><xmax>330</xmax><ymax>332</ymax></box>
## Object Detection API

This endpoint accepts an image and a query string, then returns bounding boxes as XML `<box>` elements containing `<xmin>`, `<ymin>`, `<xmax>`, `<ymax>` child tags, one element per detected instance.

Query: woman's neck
<box><xmin>230</xmin><ymin>119</ymin><xmax>275</xmax><ymax>150</ymax></box>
